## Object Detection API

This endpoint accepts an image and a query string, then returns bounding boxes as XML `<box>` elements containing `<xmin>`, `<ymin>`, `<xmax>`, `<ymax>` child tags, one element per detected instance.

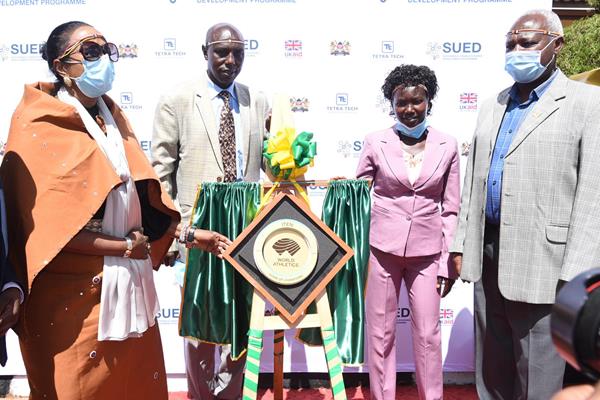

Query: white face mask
<box><xmin>504</xmin><ymin>37</ymin><xmax>558</xmax><ymax>83</ymax></box>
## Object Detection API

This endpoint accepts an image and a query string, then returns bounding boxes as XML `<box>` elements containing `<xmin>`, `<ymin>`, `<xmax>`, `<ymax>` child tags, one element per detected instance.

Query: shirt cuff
<box><xmin>2</xmin><ymin>282</ymin><xmax>24</xmax><ymax>304</ymax></box>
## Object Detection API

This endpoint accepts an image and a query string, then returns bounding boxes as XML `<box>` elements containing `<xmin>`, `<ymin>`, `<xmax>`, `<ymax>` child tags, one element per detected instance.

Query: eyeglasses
<box><xmin>506</xmin><ymin>28</ymin><xmax>563</xmax><ymax>38</ymax></box>
<box><xmin>59</xmin><ymin>35</ymin><xmax>119</xmax><ymax>63</ymax></box>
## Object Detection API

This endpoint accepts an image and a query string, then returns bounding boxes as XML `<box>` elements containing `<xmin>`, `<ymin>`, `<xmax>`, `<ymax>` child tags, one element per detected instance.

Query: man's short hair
<box><xmin>518</xmin><ymin>9</ymin><xmax>564</xmax><ymax>35</ymax></box>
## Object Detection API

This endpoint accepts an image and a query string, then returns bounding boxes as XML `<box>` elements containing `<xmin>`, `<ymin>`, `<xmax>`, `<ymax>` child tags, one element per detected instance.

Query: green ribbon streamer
<box><xmin>297</xmin><ymin>179</ymin><xmax>371</xmax><ymax>365</ymax></box>
<box><xmin>263</xmin><ymin>131</ymin><xmax>317</xmax><ymax>179</ymax></box>
<box><xmin>179</xmin><ymin>182</ymin><xmax>261</xmax><ymax>359</ymax></box>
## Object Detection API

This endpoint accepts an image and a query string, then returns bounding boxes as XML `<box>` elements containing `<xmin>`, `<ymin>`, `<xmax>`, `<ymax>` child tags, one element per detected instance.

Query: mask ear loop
<box><xmin>540</xmin><ymin>36</ymin><xmax>560</xmax><ymax>68</ymax></box>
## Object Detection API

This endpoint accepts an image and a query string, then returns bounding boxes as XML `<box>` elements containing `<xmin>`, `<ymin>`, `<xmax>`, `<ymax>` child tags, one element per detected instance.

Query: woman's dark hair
<box><xmin>40</xmin><ymin>21</ymin><xmax>90</xmax><ymax>82</ymax></box>
<box><xmin>382</xmin><ymin>64</ymin><xmax>439</xmax><ymax>115</ymax></box>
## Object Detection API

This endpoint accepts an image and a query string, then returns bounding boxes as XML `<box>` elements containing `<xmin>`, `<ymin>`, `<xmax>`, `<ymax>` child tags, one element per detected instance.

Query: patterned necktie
<box><xmin>218</xmin><ymin>90</ymin><xmax>237</xmax><ymax>182</ymax></box>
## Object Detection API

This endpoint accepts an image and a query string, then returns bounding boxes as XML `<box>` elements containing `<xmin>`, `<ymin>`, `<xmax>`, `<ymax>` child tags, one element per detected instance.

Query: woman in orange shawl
<box><xmin>1</xmin><ymin>21</ymin><xmax>229</xmax><ymax>400</ymax></box>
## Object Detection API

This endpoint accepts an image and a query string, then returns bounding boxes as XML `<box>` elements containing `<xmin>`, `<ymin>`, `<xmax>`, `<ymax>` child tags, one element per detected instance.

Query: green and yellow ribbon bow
<box><xmin>263</xmin><ymin>128</ymin><xmax>317</xmax><ymax>180</ymax></box>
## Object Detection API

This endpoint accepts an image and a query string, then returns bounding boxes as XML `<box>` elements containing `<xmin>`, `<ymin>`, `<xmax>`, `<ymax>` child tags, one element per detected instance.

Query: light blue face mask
<box><xmin>504</xmin><ymin>38</ymin><xmax>557</xmax><ymax>83</ymax></box>
<box><xmin>395</xmin><ymin>118</ymin><xmax>429</xmax><ymax>139</ymax></box>
<box><xmin>73</xmin><ymin>55</ymin><xmax>115</xmax><ymax>98</ymax></box>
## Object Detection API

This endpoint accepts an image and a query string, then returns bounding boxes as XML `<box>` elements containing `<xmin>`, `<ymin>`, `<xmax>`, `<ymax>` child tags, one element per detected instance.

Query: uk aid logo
<box><xmin>284</xmin><ymin>39</ymin><xmax>302</xmax><ymax>58</ymax></box>
<box><xmin>459</xmin><ymin>92</ymin><xmax>478</xmax><ymax>111</ymax></box>
<box><xmin>427</xmin><ymin>41</ymin><xmax>482</xmax><ymax>61</ymax></box>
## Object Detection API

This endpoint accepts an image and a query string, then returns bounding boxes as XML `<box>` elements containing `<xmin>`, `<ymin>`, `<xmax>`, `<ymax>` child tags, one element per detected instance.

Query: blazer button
<box><xmin>406</xmin><ymin>215</ymin><xmax>412</xmax><ymax>221</ymax></box>
<box><xmin>216</xmin><ymin>177</ymin><xmax>223</xmax><ymax>182</ymax></box>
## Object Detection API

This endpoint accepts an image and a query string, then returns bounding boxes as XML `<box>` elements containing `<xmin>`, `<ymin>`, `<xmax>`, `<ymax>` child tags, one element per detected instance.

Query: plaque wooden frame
<box><xmin>223</xmin><ymin>192</ymin><xmax>354</xmax><ymax>400</ymax></box>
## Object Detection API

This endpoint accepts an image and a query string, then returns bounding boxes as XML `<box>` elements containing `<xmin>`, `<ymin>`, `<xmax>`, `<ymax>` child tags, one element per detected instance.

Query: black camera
<box><xmin>551</xmin><ymin>268</ymin><xmax>600</xmax><ymax>380</ymax></box>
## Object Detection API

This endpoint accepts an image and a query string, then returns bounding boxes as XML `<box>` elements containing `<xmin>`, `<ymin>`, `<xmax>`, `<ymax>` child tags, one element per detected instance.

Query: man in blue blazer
<box><xmin>0</xmin><ymin>182</ymin><xmax>23</xmax><ymax>366</ymax></box>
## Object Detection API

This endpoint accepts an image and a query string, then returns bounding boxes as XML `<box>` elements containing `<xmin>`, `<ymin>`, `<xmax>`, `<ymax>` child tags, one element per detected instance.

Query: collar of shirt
<box><xmin>508</xmin><ymin>68</ymin><xmax>559</xmax><ymax>107</ymax></box>
<box><xmin>206</xmin><ymin>75</ymin><xmax>238</xmax><ymax>110</ymax></box>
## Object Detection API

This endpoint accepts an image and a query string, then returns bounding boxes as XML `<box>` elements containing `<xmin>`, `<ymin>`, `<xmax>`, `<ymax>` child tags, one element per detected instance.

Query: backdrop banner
<box><xmin>0</xmin><ymin>0</ymin><xmax>551</xmax><ymax>382</ymax></box>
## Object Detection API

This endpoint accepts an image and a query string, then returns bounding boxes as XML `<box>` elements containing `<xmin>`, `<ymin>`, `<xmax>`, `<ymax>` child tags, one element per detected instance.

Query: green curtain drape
<box><xmin>297</xmin><ymin>179</ymin><xmax>371</xmax><ymax>365</ymax></box>
<box><xmin>179</xmin><ymin>182</ymin><xmax>261</xmax><ymax>359</ymax></box>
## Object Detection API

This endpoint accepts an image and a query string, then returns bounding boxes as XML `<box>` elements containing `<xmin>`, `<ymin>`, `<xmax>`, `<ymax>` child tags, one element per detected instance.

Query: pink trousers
<box><xmin>366</xmin><ymin>247</ymin><xmax>442</xmax><ymax>400</ymax></box>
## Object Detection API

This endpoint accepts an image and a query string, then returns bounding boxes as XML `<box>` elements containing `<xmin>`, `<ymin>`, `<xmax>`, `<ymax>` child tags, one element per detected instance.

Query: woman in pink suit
<box><xmin>357</xmin><ymin>65</ymin><xmax>460</xmax><ymax>400</ymax></box>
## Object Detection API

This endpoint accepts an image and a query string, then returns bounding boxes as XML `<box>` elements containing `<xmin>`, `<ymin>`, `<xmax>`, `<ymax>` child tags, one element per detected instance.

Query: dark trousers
<box><xmin>474</xmin><ymin>224</ymin><xmax>565</xmax><ymax>400</ymax></box>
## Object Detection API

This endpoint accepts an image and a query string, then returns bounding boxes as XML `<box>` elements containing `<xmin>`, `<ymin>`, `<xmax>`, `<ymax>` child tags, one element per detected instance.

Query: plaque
<box><xmin>224</xmin><ymin>193</ymin><xmax>354</xmax><ymax>323</ymax></box>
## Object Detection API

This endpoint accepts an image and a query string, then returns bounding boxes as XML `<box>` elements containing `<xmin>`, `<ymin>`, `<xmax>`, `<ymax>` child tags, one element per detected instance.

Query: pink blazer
<box><xmin>356</xmin><ymin>126</ymin><xmax>460</xmax><ymax>278</ymax></box>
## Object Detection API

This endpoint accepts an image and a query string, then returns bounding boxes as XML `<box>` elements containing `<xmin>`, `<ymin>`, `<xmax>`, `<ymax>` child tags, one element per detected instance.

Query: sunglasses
<box><xmin>59</xmin><ymin>35</ymin><xmax>119</xmax><ymax>63</ymax></box>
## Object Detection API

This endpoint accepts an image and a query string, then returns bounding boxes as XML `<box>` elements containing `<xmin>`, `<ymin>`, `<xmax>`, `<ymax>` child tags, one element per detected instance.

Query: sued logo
<box><xmin>336</xmin><ymin>140</ymin><xmax>363</xmax><ymax>158</ymax></box>
<box><xmin>428</xmin><ymin>41</ymin><xmax>482</xmax><ymax>61</ymax></box>
<box><xmin>0</xmin><ymin>44</ymin><xmax>9</xmax><ymax>62</ymax></box>
<box><xmin>3</xmin><ymin>43</ymin><xmax>43</xmax><ymax>61</ymax></box>
<box><xmin>375</xmin><ymin>93</ymin><xmax>392</xmax><ymax>116</ymax></box>
<box><xmin>244</xmin><ymin>39</ymin><xmax>259</xmax><ymax>50</ymax></box>
<box><xmin>396</xmin><ymin>307</ymin><xmax>411</xmax><ymax>324</ymax></box>
<box><xmin>156</xmin><ymin>307</ymin><xmax>180</xmax><ymax>324</ymax></box>
<box><xmin>243</xmin><ymin>39</ymin><xmax>260</xmax><ymax>57</ymax></box>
